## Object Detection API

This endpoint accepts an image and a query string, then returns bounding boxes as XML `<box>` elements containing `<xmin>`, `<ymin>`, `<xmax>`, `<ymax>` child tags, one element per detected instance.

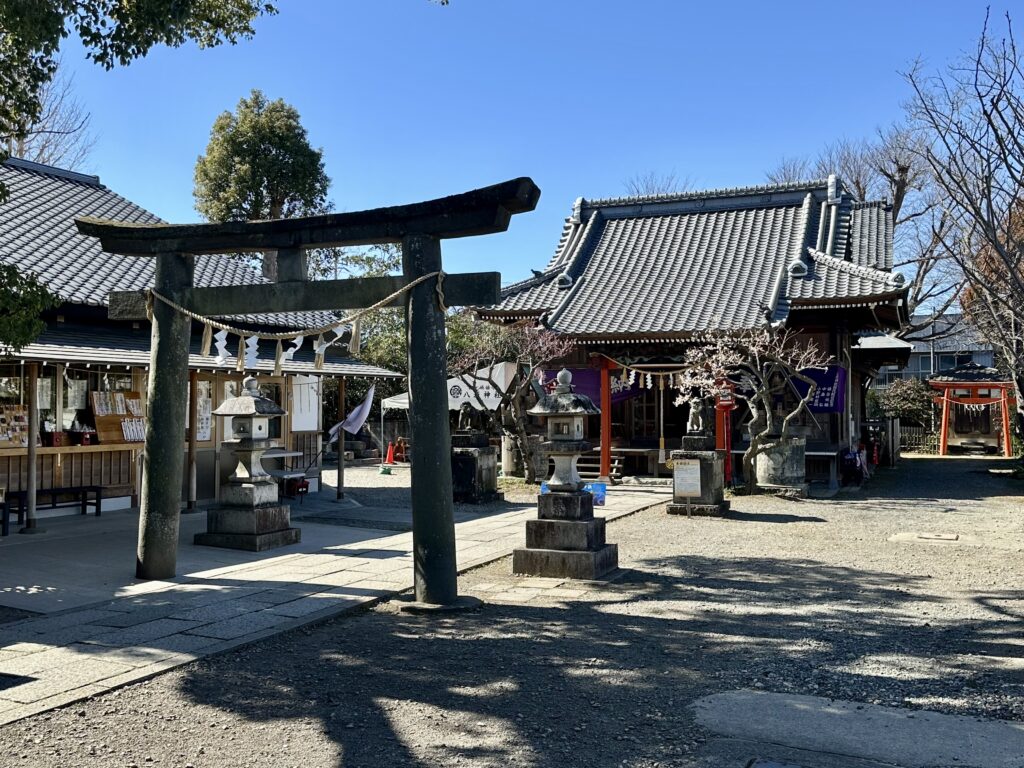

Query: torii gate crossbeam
<box><xmin>76</xmin><ymin>177</ymin><xmax>540</xmax><ymax>607</ymax></box>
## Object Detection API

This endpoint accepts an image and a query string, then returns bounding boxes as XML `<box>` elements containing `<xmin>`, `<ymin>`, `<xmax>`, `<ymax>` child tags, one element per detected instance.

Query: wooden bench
<box><xmin>2</xmin><ymin>485</ymin><xmax>102</xmax><ymax>536</ymax></box>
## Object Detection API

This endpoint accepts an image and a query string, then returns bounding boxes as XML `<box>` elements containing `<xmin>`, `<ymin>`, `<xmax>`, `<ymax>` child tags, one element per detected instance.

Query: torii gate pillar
<box><xmin>139</xmin><ymin>252</ymin><xmax>194</xmax><ymax>579</ymax></box>
<box><xmin>404</xmin><ymin>235</ymin><xmax>458</xmax><ymax>603</ymax></box>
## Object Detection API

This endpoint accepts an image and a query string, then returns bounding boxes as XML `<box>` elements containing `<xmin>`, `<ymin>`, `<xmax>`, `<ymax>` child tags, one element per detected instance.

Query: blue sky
<box><xmin>62</xmin><ymin>0</ymin><xmax>1002</xmax><ymax>283</ymax></box>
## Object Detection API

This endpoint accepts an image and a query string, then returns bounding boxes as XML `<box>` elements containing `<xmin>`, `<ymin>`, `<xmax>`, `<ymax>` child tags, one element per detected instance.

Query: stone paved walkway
<box><xmin>0</xmin><ymin>483</ymin><xmax>667</xmax><ymax>726</ymax></box>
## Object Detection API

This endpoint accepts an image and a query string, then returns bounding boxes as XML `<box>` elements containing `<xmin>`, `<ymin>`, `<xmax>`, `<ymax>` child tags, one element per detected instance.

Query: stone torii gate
<box><xmin>76</xmin><ymin>178</ymin><xmax>540</xmax><ymax>606</ymax></box>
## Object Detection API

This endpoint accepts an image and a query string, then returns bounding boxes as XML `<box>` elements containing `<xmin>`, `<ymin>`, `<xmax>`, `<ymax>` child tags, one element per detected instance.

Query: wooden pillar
<box><xmin>1001</xmin><ymin>386</ymin><xmax>1013</xmax><ymax>458</ymax></box>
<box><xmin>336</xmin><ymin>376</ymin><xmax>345</xmax><ymax>500</ymax></box>
<box><xmin>20</xmin><ymin>362</ymin><xmax>42</xmax><ymax>534</ymax></box>
<box><xmin>939</xmin><ymin>387</ymin><xmax>951</xmax><ymax>456</ymax></box>
<box><xmin>599</xmin><ymin>358</ymin><xmax>612</xmax><ymax>482</ymax></box>
<box><xmin>186</xmin><ymin>368</ymin><xmax>199</xmax><ymax>511</ymax></box>
<box><xmin>137</xmin><ymin>252</ymin><xmax>194</xmax><ymax>579</ymax></box>
<box><xmin>403</xmin><ymin>233</ymin><xmax>458</xmax><ymax>605</ymax></box>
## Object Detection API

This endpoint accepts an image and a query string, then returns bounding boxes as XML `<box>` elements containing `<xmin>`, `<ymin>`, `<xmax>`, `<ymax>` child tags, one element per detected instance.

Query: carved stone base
<box><xmin>195</xmin><ymin>503</ymin><xmax>301</xmax><ymax>551</ymax></box>
<box><xmin>194</xmin><ymin>528</ymin><xmax>301</xmax><ymax>552</ymax></box>
<box><xmin>512</xmin><ymin>544</ymin><xmax>618</xmax><ymax>580</ymax></box>
<box><xmin>515</xmin><ymin>490</ymin><xmax>617</xmax><ymax>579</ymax></box>
<box><xmin>666</xmin><ymin>500</ymin><xmax>731</xmax><ymax>517</ymax></box>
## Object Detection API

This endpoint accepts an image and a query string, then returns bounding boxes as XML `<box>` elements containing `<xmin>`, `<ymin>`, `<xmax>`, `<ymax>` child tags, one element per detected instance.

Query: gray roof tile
<box><xmin>482</xmin><ymin>177</ymin><xmax>904</xmax><ymax>337</ymax></box>
<box><xmin>0</xmin><ymin>159</ymin><xmax>337</xmax><ymax>330</ymax></box>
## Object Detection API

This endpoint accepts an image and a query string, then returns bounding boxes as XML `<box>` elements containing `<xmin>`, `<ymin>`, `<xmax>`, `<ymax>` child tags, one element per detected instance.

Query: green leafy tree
<box><xmin>194</xmin><ymin>89</ymin><xmax>328</xmax><ymax>222</ymax></box>
<box><xmin>877</xmin><ymin>378</ymin><xmax>935</xmax><ymax>427</ymax></box>
<box><xmin>194</xmin><ymin>89</ymin><xmax>330</xmax><ymax>279</ymax></box>
<box><xmin>0</xmin><ymin>264</ymin><xmax>60</xmax><ymax>352</ymax></box>
<box><xmin>0</xmin><ymin>1</ymin><xmax>275</xmax><ymax>199</ymax></box>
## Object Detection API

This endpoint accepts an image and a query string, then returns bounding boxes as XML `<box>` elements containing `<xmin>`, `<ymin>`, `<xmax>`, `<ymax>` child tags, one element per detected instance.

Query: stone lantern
<box><xmin>195</xmin><ymin>376</ymin><xmax>301</xmax><ymax>551</ymax></box>
<box><xmin>512</xmin><ymin>368</ymin><xmax>618</xmax><ymax>579</ymax></box>
<box><xmin>529</xmin><ymin>368</ymin><xmax>599</xmax><ymax>491</ymax></box>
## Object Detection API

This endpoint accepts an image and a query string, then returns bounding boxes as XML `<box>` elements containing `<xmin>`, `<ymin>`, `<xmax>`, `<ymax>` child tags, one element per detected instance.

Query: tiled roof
<box><xmin>8</xmin><ymin>322</ymin><xmax>401</xmax><ymax>379</ymax></box>
<box><xmin>848</xmin><ymin>202</ymin><xmax>893</xmax><ymax>270</ymax></box>
<box><xmin>929</xmin><ymin>361</ymin><xmax>1010</xmax><ymax>384</ymax></box>
<box><xmin>0</xmin><ymin>158</ymin><xmax>337</xmax><ymax>330</ymax></box>
<box><xmin>481</xmin><ymin>176</ymin><xmax>904</xmax><ymax>338</ymax></box>
<box><xmin>786</xmin><ymin>249</ymin><xmax>905</xmax><ymax>304</ymax></box>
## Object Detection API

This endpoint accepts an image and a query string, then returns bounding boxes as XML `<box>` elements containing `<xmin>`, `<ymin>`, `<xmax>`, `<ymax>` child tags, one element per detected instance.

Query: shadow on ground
<box><xmin>843</xmin><ymin>456</ymin><xmax>1021</xmax><ymax>506</ymax></box>
<box><xmin>173</xmin><ymin>550</ymin><xmax>1022</xmax><ymax>767</ymax></box>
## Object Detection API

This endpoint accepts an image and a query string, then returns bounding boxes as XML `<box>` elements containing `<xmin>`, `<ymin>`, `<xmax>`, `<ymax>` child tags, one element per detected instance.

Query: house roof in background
<box><xmin>0</xmin><ymin>158</ymin><xmax>338</xmax><ymax>330</ymax></box>
<box><xmin>479</xmin><ymin>176</ymin><xmax>905</xmax><ymax>338</ymax></box>
<box><xmin>902</xmin><ymin>313</ymin><xmax>992</xmax><ymax>354</ymax></box>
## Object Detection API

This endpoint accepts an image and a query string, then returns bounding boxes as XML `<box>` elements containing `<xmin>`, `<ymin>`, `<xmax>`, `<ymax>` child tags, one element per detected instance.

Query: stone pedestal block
<box><xmin>526</xmin><ymin>518</ymin><xmax>605</xmax><ymax>551</ymax></box>
<box><xmin>681</xmin><ymin>434</ymin><xmax>715</xmax><ymax>451</ymax></box>
<box><xmin>195</xmin><ymin>503</ymin><xmax>301</xmax><ymax>552</ymax></box>
<box><xmin>537</xmin><ymin>491</ymin><xmax>593</xmax><ymax>521</ymax></box>
<box><xmin>452</xmin><ymin>444</ymin><xmax>502</xmax><ymax>504</ymax></box>
<box><xmin>512</xmin><ymin>544</ymin><xmax>618</xmax><ymax>580</ymax></box>
<box><xmin>667</xmin><ymin>449</ymin><xmax>730</xmax><ymax>516</ymax></box>
<box><xmin>514</xmin><ymin>490</ymin><xmax>617</xmax><ymax>579</ymax></box>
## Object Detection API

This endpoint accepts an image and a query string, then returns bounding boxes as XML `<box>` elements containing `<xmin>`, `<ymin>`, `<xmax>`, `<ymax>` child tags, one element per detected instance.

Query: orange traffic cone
<box><xmin>385</xmin><ymin>442</ymin><xmax>396</xmax><ymax>465</ymax></box>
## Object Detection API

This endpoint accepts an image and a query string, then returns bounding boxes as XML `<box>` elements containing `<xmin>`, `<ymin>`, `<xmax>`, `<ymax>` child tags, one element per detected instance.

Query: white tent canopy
<box><xmin>382</xmin><ymin>363</ymin><xmax>517</xmax><ymax>412</ymax></box>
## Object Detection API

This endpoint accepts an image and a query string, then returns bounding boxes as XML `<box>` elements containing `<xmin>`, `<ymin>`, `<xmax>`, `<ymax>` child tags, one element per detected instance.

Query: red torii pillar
<box><xmin>1001</xmin><ymin>386</ymin><xmax>1013</xmax><ymax>458</ymax></box>
<box><xmin>938</xmin><ymin>385</ymin><xmax>952</xmax><ymax>456</ymax></box>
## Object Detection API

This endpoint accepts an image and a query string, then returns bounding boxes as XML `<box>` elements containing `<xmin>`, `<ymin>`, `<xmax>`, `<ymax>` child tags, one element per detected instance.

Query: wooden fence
<box><xmin>899</xmin><ymin>424</ymin><xmax>939</xmax><ymax>454</ymax></box>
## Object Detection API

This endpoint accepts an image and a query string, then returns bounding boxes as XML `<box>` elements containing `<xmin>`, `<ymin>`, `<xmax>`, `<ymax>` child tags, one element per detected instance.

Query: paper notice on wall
<box><xmin>36</xmin><ymin>378</ymin><xmax>53</xmax><ymax>409</ymax></box>
<box><xmin>197</xmin><ymin>396</ymin><xmax>212</xmax><ymax>441</ymax></box>
<box><xmin>67</xmin><ymin>380</ymin><xmax>87</xmax><ymax>410</ymax></box>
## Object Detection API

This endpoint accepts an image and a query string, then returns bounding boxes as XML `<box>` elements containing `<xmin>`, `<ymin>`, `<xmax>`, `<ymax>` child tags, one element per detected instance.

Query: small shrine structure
<box><xmin>928</xmin><ymin>362</ymin><xmax>1016</xmax><ymax>457</ymax></box>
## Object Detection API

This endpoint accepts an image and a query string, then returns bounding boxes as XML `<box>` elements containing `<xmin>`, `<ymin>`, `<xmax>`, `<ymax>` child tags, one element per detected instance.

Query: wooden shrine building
<box><xmin>478</xmin><ymin>176</ymin><xmax>911</xmax><ymax>485</ymax></box>
<box><xmin>929</xmin><ymin>362</ymin><xmax>1016</xmax><ymax>457</ymax></box>
<box><xmin>0</xmin><ymin>157</ymin><xmax>399</xmax><ymax>527</ymax></box>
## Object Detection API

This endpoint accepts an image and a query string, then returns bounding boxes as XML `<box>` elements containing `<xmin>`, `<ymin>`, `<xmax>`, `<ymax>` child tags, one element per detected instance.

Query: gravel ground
<box><xmin>1</xmin><ymin>455</ymin><xmax>1021</xmax><ymax>767</ymax></box>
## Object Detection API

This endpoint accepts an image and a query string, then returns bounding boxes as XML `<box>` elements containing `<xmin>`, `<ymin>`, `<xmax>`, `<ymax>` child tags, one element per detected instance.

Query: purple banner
<box><xmin>793</xmin><ymin>365</ymin><xmax>846</xmax><ymax>413</ymax></box>
<box><xmin>543</xmin><ymin>368</ymin><xmax>643</xmax><ymax>404</ymax></box>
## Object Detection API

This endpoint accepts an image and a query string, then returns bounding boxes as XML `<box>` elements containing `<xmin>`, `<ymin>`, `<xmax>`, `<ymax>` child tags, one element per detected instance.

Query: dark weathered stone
<box><xmin>76</xmin><ymin>177</ymin><xmax>541</xmax><ymax>254</ymax></box>
<box><xmin>526</xmin><ymin>518</ymin><xmax>605</xmax><ymax>551</ymax></box>
<box><xmin>669</xmin><ymin>449</ymin><xmax>727</xmax><ymax>513</ymax></box>
<box><xmin>666</xmin><ymin>501</ymin><xmax>730</xmax><ymax>516</ymax></box>
<box><xmin>537</xmin><ymin>491</ymin><xmax>594</xmax><ymax>521</ymax></box>
<box><xmin>193</xmin><ymin>528</ymin><xmax>300</xmax><ymax>552</ymax></box>
<box><xmin>512</xmin><ymin>544</ymin><xmax>618</xmax><ymax>580</ymax></box>
<box><xmin>108</xmin><ymin>272</ymin><xmax>501</xmax><ymax>320</ymax></box>
<box><xmin>451</xmin><ymin>431</ymin><xmax>489</xmax><ymax>449</ymax></box>
<box><xmin>204</xmin><ymin>504</ymin><xmax>293</xmax><ymax>535</ymax></box>
<box><xmin>451</xmin><ymin>445</ymin><xmax>501</xmax><ymax>504</ymax></box>
<box><xmin>404</xmin><ymin>234</ymin><xmax>458</xmax><ymax>605</ymax></box>
<box><xmin>137</xmin><ymin>251</ymin><xmax>194</xmax><ymax>579</ymax></box>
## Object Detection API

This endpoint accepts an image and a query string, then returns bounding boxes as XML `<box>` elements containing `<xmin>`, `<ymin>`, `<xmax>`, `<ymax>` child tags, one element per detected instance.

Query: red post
<box><xmin>1001</xmin><ymin>386</ymin><xmax>1013</xmax><ymax>458</ymax></box>
<box><xmin>716</xmin><ymin>386</ymin><xmax>734</xmax><ymax>484</ymax></box>
<box><xmin>938</xmin><ymin>386</ymin><xmax>951</xmax><ymax>456</ymax></box>
<box><xmin>599</xmin><ymin>358</ymin><xmax>612</xmax><ymax>481</ymax></box>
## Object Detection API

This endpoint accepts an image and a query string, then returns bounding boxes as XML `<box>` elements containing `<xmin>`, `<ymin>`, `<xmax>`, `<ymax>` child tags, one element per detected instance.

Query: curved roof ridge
<box><xmin>3</xmin><ymin>157</ymin><xmax>103</xmax><ymax>188</ymax></box>
<box><xmin>807</xmin><ymin>248</ymin><xmax>905</xmax><ymax>285</ymax></box>
<box><xmin>580</xmin><ymin>178</ymin><xmax>832</xmax><ymax>209</ymax></box>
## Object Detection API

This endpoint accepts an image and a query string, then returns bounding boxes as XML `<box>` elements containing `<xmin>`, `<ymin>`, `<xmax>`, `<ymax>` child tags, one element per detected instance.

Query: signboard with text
<box><xmin>673</xmin><ymin>459</ymin><xmax>702</xmax><ymax>497</ymax></box>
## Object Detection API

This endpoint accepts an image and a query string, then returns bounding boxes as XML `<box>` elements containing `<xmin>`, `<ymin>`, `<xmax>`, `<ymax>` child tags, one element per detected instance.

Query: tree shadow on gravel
<box><xmin>174</xmin><ymin>552</ymin><xmax>1022</xmax><ymax>768</ymax></box>
<box><xmin>843</xmin><ymin>456</ymin><xmax>1020</xmax><ymax>504</ymax></box>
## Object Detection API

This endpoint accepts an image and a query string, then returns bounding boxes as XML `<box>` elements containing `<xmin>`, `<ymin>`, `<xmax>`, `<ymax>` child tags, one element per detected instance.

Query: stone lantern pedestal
<box><xmin>195</xmin><ymin>376</ymin><xmax>301</xmax><ymax>551</ymax></box>
<box><xmin>512</xmin><ymin>369</ymin><xmax>618</xmax><ymax>579</ymax></box>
